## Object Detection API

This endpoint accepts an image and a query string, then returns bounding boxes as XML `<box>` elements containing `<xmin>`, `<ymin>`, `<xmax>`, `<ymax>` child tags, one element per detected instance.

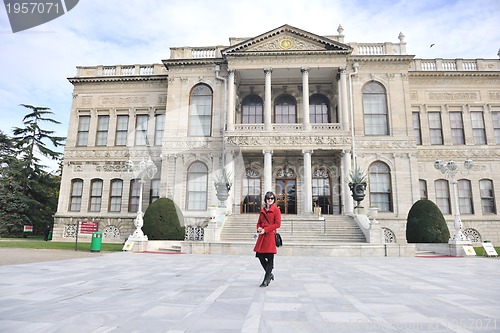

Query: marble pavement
<box><xmin>0</xmin><ymin>251</ymin><xmax>499</xmax><ymax>332</ymax></box>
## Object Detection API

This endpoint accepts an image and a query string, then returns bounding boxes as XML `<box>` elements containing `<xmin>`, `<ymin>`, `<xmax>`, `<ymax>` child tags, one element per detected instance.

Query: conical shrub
<box><xmin>406</xmin><ymin>199</ymin><xmax>450</xmax><ymax>243</ymax></box>
<box><xmin>143</xmin><ymin>198</ymin><xmax>185</xmax><ymax>240</ymax></box>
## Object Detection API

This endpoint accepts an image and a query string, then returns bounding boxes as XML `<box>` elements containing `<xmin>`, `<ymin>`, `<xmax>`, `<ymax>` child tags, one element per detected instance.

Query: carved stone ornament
<box><xmin>247</xmin><ymin>35</ymin><xmax>326</xmax><ymax>52</ymax></box>
<box><xmin>226</xmin><ymin>135</ymin><xmax>350</xmax><ymax>148</ymax></box>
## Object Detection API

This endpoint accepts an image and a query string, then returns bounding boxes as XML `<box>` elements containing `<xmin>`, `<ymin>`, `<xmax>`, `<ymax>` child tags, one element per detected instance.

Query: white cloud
<box><xmin>0</xmin><ymin>0</ymin><xmax>498</xmax><ymax>156</ymax></box>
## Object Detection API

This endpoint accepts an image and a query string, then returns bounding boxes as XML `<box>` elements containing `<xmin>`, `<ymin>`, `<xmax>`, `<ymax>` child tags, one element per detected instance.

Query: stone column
<box><xmin>264</xmin><ymin>68</ymin><xmax>272</xmax><ymax>131</ymax></box>
<box><xmin>342</xmin><ymin>150</ymin><xmax>353</xmax><ymax>215</ymax></box>
<box><xmin>227</xmin><ymin>69</ymin><xmax>235</xmax><ymax>132</ymax></box>
<box><xmin>339</xmin><ymin>67</ymin><xmax>349</xmax><ymax>131</ymax></box>
<box><xmin>263</xmin><ymin>149</ymin><xmax>273</xmax><ymax>193</ymax></box>
<box><xmin>301</xmin><ymin>67</ymin><xmax>311</xmax><ymax>130</ymax></box>
<box><xmin>302</xmin><ymin>149</ymin><xmax>313</xmax><ymax>214</ymax></box>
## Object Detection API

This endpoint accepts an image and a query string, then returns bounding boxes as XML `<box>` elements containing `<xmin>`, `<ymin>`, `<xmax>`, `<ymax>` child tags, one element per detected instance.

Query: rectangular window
<box><xmin>471</xmin><ymin>112</ymin><xmax>486</xmax><ymax>145</ymax></box>
<box><xmin>363</xmin><ymin>94</ymin><xmax>388</xmax><ymax>135</ymax></box>
<box><xmin>449</xmin><ymin>112</ymin><xmax>465</xmax><ymax>145</ymax></box>
<box><xmin>70</xmin><ymin>179</ymin><xmax>83</xmax><ymax>211</ymax></box>
<box><xmin>419</xmin><ymin>179</ymin><xmax>427</xmax><ymax>199</ymax></box>
<box><xmin>77</xmin><ymin>115</ymin><xmax>90</xmax><ymax>146</ymax></box>
<box><xmin>242</xmin><ymin>178</ymin><xmax>261</xmax><ymax>213</ymax></box>
<box><xmin>187</xmin><ymin>173</ymin><xmax>207</xmax><ymax>210</ymax></box>
<box><xmin>458</xmin><ymin>180</ymin><xmax>473</xmax><ymax>214</ymax></box>
<box><xmin>129</xmin><ymin>179</ymin><xmax>141</xmax><ymax>212</ymax></box>
<box><xmin>435</xmin><ymin>180</ymin><xmax>450</xmax><ymax>214</ymax></box>
<box><xmin>480</xmin><ymin>179</ymin><xmax>496</xmax><ymax>214</ymax></box>
<box><xmin>96</xmin><ymin>115</ymin><xmax>109</xmax><ymax>146</ymax></box>
<box><xmin>150</xmin><ymin>179</ymin><xmax>160</xmax><ymax>204</ymax></box>
<box><xmin>89</xmin><ymin>179</ymin><xmax>103</xmax><ymax>212</ymax></box>
<box><xmin>115</xmin><ymin>115</ymin><xmax>129</xmax><ymax>146</ymax></box>
<box><xmin>135</xmin><ymin>114</ymin><xmax>149</xmax><ymax>145</ymax></box>
<box><xmin>189</xmin><ymin>97</ymin><xmax>212</xmax><ymax>136</ymax></box>
<box><xmin>109</xmin><ymin>180</ymin><xmax>123</xmax><ymax>212</ymax></box>
<box><xmin>428</xmin><ymin>112</ymin><xmax>443</xmax><ymax>145</ymax></box>
<box><xmin>492</xmin><ymin>112</ymin><xmax>500</xmax><ymax>144</ymax></box>
<box><xmin>154</xmin><ymin>114</ymin><xmax>165</xmax><ymax>146</ymax></box>
<box><xmin>412</xmin><ymin>112</ymin><xmax>422</xmax><ymax>145</ymax></box>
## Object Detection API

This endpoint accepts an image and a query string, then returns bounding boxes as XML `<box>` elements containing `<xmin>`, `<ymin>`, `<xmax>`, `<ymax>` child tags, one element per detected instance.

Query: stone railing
<box><xmin>169</xmin><ymin>46</ymin><xmax>225</xmax><ymax>59</ymax></box>
<box><xmin>349</xmin><ymin>42</ymin><xmax>406</xmax><ymax>55</ymax></box>
<box><xmin>411</xmin><ymin>59</ymin><xmax>500</xmax><ymax>71</ymax></box>
<box><xmin>232</xmin><ymin>123</ymin><xmax>342</xmax><ymax>132</ymax></box>
<box><xmin>75</xmin><ymin>64</ymin><xmax>167</xmax><ymax>77</ymax></box>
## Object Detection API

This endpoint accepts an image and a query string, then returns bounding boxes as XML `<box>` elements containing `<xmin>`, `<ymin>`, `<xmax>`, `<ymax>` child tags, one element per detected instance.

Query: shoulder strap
<box><xmin>262</xmin><ymin>212</ymin><xmax>271</xmax><ymax>225</ymax></box>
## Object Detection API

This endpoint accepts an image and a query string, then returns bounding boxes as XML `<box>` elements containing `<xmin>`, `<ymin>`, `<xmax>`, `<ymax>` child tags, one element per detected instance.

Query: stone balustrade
<box><xmin>411</xmin><ymin>59</ymin><xmax>500</xmax><ymax>71</ymax></box>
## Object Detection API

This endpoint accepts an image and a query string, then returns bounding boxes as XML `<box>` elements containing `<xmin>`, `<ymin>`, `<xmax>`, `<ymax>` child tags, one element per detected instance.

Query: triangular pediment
<box><xmin>222</xmin><ymin>24</ymin><xmax>351</xmax><ymax>56</ymax></box>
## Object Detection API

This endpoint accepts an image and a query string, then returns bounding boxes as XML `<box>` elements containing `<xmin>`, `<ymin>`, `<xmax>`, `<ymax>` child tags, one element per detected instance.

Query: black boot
<box><xmin>259</xmin><ymin>274</ymin><xmax>268</xmax><ymax>287</ymax></box>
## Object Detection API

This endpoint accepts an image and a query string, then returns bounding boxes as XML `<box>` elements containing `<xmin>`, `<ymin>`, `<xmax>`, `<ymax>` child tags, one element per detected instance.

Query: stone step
<box><xmin>220</xmin><ymin>215</ymin><xmax>366</xmax><ymax>243</ymax></box>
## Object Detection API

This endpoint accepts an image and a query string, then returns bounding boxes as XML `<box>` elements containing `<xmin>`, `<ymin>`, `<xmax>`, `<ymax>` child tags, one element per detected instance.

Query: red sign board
<box><xmin>23</xmin><ymin>225</ymin><xmax>33</xmax><ymax>232</ymax></box>
<box><xmin>80</xmin><ymin>221</ymin><xmax>98</xmax><ymax>234</ymax></box>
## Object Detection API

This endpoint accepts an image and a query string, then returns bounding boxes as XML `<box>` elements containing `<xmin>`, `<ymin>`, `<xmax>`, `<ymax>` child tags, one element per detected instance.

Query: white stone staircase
<box><xmin>220</xmin><ymin>214</ymin><xmax>366</xmax><ymax>243</ymax></box>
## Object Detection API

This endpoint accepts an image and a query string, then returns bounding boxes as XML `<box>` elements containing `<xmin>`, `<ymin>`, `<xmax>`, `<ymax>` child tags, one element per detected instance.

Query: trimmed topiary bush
<box><xmin>406</xmin><ymin>199</ymin><xmax>450</xmax><ymax>243</ymax></box>
<box><xmin>143</xmin><ymin>198</ymin><xmax>185</xmax><ymax>240</ymax></box>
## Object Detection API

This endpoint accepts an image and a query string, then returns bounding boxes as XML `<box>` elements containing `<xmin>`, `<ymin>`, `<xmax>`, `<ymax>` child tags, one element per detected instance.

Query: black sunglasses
<box><xmin>266</xmin><ymin>197</ymin><xmax>275</xmax><ymax>200</ymax></box>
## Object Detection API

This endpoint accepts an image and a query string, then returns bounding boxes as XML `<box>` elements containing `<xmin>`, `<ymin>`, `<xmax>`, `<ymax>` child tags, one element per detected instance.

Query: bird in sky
<box><xmin>430</xmin><ymin>44</ymin><xmax>435</xmax><ymax>48</ymax></box>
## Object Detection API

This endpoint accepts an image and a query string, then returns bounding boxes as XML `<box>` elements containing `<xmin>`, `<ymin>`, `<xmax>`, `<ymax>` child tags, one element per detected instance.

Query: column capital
<box><xmin>301</xmin><ymin>67</ymin><xmax>310</xmax><ymax>73</ymax></box>
<box><xmin>262</xmin><ymin>149</ymin><xmax>273</xmax><ymax>155</ymax></box>
<box><xmin>228</xmin><ymin>69</ymin><xmax>235</xmax><ymax>75</ymax></box>
<box><xmin>338</xmin><ymin>67</ymin><xmax>347</xmax><ymax>74</ymax></box>
<box><xmin>264</xmin><ymin>68</ymin><xmax>273</xmax><ymax>74</ymax></box>
<box><xmin>302</xmin><ymin>149</ymin><xmax>313</xmax><ymax>155</ymax></box>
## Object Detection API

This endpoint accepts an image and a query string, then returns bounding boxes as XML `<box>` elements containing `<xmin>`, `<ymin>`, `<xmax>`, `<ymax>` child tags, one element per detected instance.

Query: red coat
<box><xmin>253</xmin><ymin>204</ymin><xmax>281</xmax><ymax>254</ymax></box>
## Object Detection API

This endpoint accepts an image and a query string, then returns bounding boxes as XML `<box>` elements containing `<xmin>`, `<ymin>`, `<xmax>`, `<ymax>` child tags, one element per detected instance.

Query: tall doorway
<box><xmin>276</xmin><ymin>179</ymin><xmax>296</xmax><ymax>214</ymax></box>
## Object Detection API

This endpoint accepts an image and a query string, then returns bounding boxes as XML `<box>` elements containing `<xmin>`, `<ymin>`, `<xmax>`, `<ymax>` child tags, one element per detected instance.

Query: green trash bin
<box><xmin>90</xmin><ymin>232</ymin><xmax>102</xmax><ymax>252</ymax></box>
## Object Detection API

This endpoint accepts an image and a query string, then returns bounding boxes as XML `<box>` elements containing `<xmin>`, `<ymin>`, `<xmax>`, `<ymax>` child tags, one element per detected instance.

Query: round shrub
<box><xmin>406</xmin><ymin>199</ymin><xmax>450</xmax><ymax>243</ymax></box>
<box><xmin>143</xmin><ymin>198</ymin><xmax>185</xmax><ymax>240</ymax></box>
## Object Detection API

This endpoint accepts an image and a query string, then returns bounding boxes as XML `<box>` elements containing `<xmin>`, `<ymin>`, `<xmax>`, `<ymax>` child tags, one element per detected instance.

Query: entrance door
<box><xmin>276</xmin><ymin>179</ymin><xmax>296</xmax><ymax>214</ymax></box>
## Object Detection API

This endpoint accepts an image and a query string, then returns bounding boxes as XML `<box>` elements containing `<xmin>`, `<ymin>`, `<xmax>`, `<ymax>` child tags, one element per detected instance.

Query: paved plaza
<box><xmin>0</xmin><ymin>249</ymin><xmax>499</xmax><ymax>333</ymax></box>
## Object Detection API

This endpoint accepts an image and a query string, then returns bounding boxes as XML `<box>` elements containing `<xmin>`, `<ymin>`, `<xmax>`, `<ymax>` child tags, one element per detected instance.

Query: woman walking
<box><xmin>253</xmin><ymin>191</ymin><xmax>281</xmax><ymax>287</ymax></box>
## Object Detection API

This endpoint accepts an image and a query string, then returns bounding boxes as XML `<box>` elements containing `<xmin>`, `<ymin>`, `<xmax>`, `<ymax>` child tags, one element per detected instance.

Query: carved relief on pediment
<box><xmin>246</xmin><ymin>36</ymin><xmax>326</xmax><ymax>52</ymax></box>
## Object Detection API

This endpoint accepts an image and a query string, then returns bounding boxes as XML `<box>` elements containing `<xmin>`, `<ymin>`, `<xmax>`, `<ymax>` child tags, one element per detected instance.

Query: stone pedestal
<box><xmin>449</xmin><ymin>240</ymin><xmax>472</xmax><ymax>257</ymax></box>
<box><xmin>129</xmin><ymin>240</ymin><xmax>148</xmax><ymax>253</ymax></box>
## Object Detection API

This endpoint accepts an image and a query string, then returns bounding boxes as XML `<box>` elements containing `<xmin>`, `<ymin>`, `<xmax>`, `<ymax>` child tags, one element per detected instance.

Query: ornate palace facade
<box><xmin>53</xmin><ymin>25</ymin><xmax>500</xmax><ymax>245</ymax></box>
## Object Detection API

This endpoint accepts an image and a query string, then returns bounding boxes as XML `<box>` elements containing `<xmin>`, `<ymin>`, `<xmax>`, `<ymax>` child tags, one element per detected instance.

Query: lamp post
<box><xmin>126</xmin><ymin>157</ymin><xmax>158</xmax><ymax>241</ymax></box>
<box><xmin>434</xmin><ymin>159</ymin><xmax>473</xmax><ymax>244</ymax></box>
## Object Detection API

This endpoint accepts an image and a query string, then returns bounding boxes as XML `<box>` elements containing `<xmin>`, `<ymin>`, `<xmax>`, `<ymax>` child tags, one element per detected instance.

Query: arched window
<box><xmin>187</xmin><ymin>162</ymin><xmax>208</xmax><ymax>210</ymax></box>
<box><xmin>479</xmin><ymin>179</ymin><xmax>496</xmax><ymax>214</ymax></box>
<box><xmin>363</xmin><ymin>82</ymin><xmax>388</xmax><ymax>135</ymax></box>
<box><xmin>109</xmin><ymin>179</ymin><xmax>123</xmax><ymax>212</ymax></box>
<box><xmin>368</xmin><ymin>162</ymin><xmax>392</xmax><ymax>211</ymax></box>
<box><xmin>309</xmin><ymin>94</ymin><xmax>330</xmax><ymax>123</ymax></box>
<box><xmin>89</xmin><ymin>179</ymin><xmax>103</xmax><ymax>212</ymax></box>
<box><xmin>312</xmin><ymin>166</ymin><xmax>332</xmax><ymax>214</ymax></box>
<box><xmin>129</xmin><ymin>179</ymin><xmax>141</xmax><ymax>212</ymax></box>
<box><xmin>435</xmin><ymin>179</ymin><xmax>451</xmax><ymax>214</ymax></box>
<box><xmin>458</xmin><ymin>179</ymin><xmax>473</xmax><ymax>214</ymax></box>
<box><xmin>70</xmin><ymin>178</ymin><xmax>83</xmax><ymax>211</ymax></box>
<box><xmin>274</xmin><ymin>94</ymin><xmax>296</xmax><ymax>124</ymax></box>
<box><xmin>241</xmin><ymin>94</ymin><xmax>263</xmax><ymax>124</ymax></box>
<box><xmin>189</xmin><ymin>84</ymin><xmax>213</xmax><ymax>136</ymax></box>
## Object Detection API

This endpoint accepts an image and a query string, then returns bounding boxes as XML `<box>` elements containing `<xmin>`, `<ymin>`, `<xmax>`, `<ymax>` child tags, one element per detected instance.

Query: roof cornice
<box><xmin>68</xmin><ymin>75</ymin><xmax>167</xmax><ymax>84</ymax></box>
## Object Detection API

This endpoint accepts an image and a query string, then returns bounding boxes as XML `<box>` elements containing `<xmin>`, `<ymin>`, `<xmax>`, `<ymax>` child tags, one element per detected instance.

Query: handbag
<box><xmin>263</xmin><ymin>213</ymin><xmax>283</xmax><ymax>247</ymax></box>
<box><xmin>275</xmin><ymin>232</ymin><xmax>283</xmax><ymax>247</ymax></box>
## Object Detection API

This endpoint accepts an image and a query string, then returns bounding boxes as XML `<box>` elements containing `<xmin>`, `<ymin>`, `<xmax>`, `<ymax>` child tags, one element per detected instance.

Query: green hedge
<box><xmin>143</xmin><ymin>198</ymin><xmax>185</xmax><ymax>240</ymax></box>
<box><xmin>406</xmin><ymin>199</ymin><xmax>450</xmax><ymax>243</ymax></box>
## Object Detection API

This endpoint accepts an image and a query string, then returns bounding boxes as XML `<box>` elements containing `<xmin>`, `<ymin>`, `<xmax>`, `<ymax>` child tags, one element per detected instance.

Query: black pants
<box><xmin>256</xmin><ymin>253</ymin><xmax>274</xmax><ymax>277</ymax></box>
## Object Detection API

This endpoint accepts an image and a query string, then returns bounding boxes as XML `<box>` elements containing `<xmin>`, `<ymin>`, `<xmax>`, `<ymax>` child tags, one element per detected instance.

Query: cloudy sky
<box><xmin>1</xmin><ymin>0</ymin><xmax>499</xmax><ymax>159</ymax></box>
